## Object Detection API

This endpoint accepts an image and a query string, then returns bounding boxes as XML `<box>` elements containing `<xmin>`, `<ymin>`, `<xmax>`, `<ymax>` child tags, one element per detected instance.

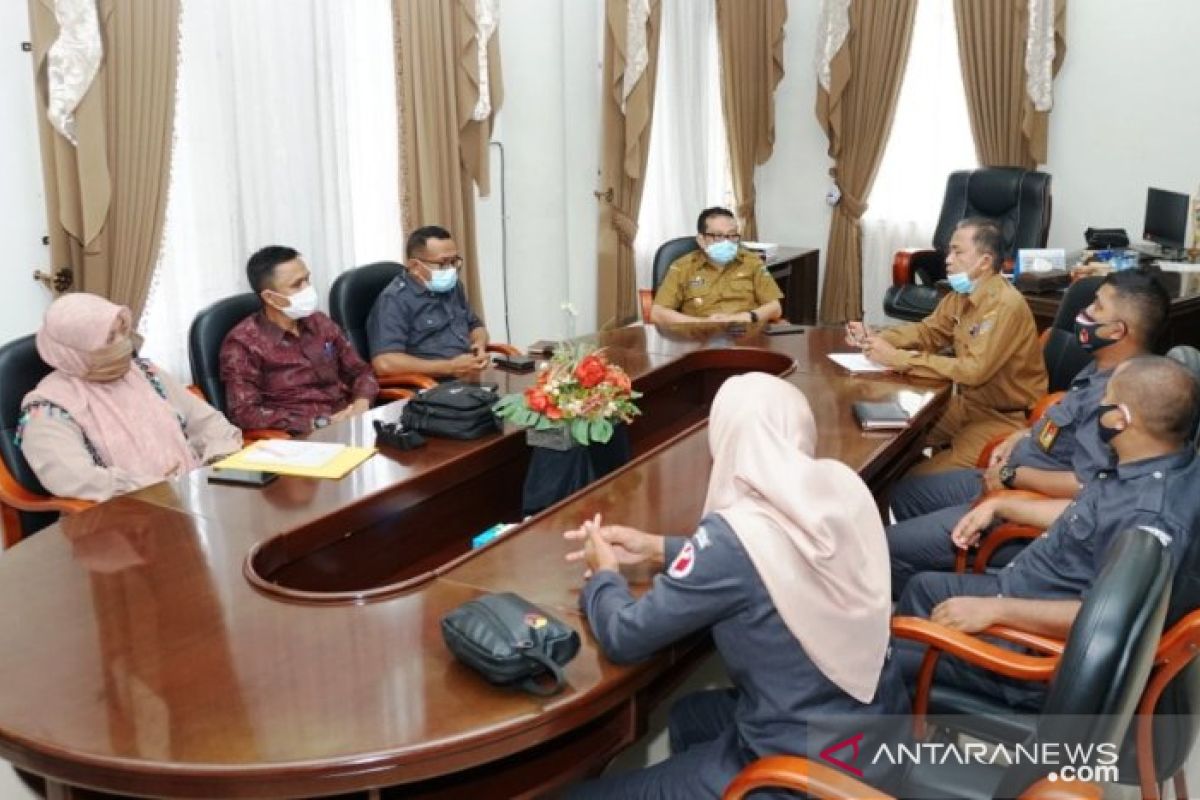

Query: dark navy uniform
<box><xmin>895</xmin><ymin>448</ymin><xmax>1200</xmax><ymax>709</ymax></box>
<box><xmin>365</xmin><ymin>271</ymin><xmax>483</xmax><ymax>361</ymax></box>
<box><xmin>887</xmin><ymin>363</ymin><xmax>1114</xmax><ymax>596</ymax></box>
<box><xmin>570</xmin><ymin>514</ymin><xmax>909</xmax><ymax>799</ymax></box>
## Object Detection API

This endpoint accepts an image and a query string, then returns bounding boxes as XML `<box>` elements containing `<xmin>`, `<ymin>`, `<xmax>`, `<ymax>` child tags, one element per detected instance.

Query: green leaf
<box><xmin>589</xmin><ymin>418</ymin><xmax>613</xmax><ymax>443</ymax></box>
<box><xmin>571</xmin><ymin>419</ymin><xmax>590</xmax><ymax>446</ymax></box>
<box><xmin>535</xmin><ymin>415</ymin><xmax>556</xmax><ymax>430</ymax></box>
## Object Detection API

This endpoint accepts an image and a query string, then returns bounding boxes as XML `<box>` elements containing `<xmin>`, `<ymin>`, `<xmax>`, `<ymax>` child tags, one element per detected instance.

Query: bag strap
<box><xmin>517</xmin><ymin>648</ymin><xmax>567</xmax><ymax>696</ymax></box>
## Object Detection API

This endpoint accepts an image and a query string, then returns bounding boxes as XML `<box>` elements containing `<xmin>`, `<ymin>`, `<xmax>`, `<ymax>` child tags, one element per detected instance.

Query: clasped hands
<box><xmin>563</xmin><ymin>513</ymin><xmax>664</xmax><ymax>578</ymax></box>
<box><xmin>843</xmin><ymin>321</ymin><xmax>901</xmax><ymax>368</ymax></box>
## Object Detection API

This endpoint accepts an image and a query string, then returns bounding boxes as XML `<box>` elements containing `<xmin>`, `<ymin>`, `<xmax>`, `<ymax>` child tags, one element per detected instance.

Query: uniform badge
<box><xmin>694</xmin><ymin>528</ymin><xmax>711</xmax><ymax>550</ymax></box>
<box><xmin>667</xmin><ymin>541</ymin><xmax>696</xmax><ymax>579</ymax></box>
<box><xmin>688</xmin><ymin>277</ymin><xmax>705</xmax><ymax>288</ymax></box>
<box><xmin>523</xmin><ymin>612</ymin><xmax>548</xmax><ymax>630</ymax></box>
<box><xmin>1037</xmin><ymin>420</ymin><xmax>1059</xmax><ymax>452</ymax></box>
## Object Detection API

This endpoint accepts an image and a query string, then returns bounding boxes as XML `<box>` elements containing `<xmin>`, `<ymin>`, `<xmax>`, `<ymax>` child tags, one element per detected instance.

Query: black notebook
<box><xmin>853</xmin><ymin>401</ymin><xmax>911</xmax><ymax>431</ymax></box>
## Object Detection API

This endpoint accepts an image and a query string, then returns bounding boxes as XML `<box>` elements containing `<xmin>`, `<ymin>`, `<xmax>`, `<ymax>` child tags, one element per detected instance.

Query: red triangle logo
<box><xmin>819</xmin><ymin>733</ymin><xmax>865</xmax><ymax>777</ymax></box>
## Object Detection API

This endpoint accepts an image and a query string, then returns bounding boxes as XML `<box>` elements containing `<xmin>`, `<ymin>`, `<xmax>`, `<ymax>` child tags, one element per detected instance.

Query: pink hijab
<box><xmin>24</xmin><ymin>294</ymin><xmax>198</xmax><ymax>478</ymax></box>
<box><xmin>703</xmin><ymin>373</ymin><xmax>891</xmax><ymax>704</ymax></box>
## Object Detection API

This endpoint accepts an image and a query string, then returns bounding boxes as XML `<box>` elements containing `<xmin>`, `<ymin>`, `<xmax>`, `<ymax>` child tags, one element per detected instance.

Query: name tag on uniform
<box><xmin>970</xmin><ymin>317</ymin><xmax>995</xmax><ymax>337</ymax></box>
<box><xmin>688</xmin><ymin>277</ymin><xmax>705</xmax><ymax>288</ymax></box>
<box><xmin>1038</xmin><ymin>420</ymin><xmax>1060</xmax><ymax>452</ymax></box>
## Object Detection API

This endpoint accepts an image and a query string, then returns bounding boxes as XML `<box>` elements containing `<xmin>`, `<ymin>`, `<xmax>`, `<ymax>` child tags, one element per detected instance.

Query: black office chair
<box><xmin>1041</xmin><ymin>275</ymin><xmax>1100</xmax><ymax>392</ymax></box>
<box><xmin>328</xmin><ymin>261</ymin><xmax>405</xmax><ymax>362</ymax></box>
<box><xmin>187</xmin><ymin>293</ymin><xmax>262</xmax><ymax>416</ymax></box>
<box><xmin>637</xmin><ymin>237</ymin><xmax>700</xmax><ymax>323</ymax></box>
<box><xmin>0</xmin><ymin>335</ymin><xmax>93</xmax><ymax>546</ymax></box>
<box><xmin>727</xmin><ymin>526</ymin><xmax>1171</xmax><ymax>800</ymax></box>
<box><xmin>884</xmin><ymin>168</ymin><xmax>1053</xmax><ymax>322</ymax></box>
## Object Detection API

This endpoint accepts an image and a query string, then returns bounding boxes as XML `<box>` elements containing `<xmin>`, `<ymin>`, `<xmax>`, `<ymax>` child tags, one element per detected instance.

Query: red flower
<box><xmin>575</xmin><ymin>355</ymin><xmax>607</xmax><ymax>388</ymax></box>
<box><xmin>525</xmin><ymin>388</ymin><xmax>550</xmax><ymax>413</ymax></box>
<box><xmin>605</xmin><ymin>366</ymin><xmax>632</xmax><ymax>393</ymax></box>
<box><xmin>545</xmin><ymin>404</ymin><xmax>563</xmax><ymax>420</ymax></box>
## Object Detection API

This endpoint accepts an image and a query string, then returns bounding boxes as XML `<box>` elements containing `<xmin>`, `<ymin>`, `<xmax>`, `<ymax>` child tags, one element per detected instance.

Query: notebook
<box><xmin>853</xmin><ymin>401</ymin><xmax>911</xmax><ymax>431</ymax></box>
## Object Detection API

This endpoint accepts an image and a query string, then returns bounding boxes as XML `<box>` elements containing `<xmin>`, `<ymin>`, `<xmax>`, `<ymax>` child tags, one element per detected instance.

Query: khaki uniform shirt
<box><xmin>653</xmin><ymin>249</ymin><xmax>783</xmax><ymax>318</ymax></box>
<box><xmin>881</xmin><ymin>272</ymin><xmax>1047</xmax><ymax>414</ymax></box>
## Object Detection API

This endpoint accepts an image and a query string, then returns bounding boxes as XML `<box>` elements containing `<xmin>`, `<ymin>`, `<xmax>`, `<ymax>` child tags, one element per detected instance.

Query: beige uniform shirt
<box><xmin>653</xmin><ymin>249</ymin><xmax>784</xmax><ymax>318</ymax></box>
<box><xmin>881</xmin><ymin>272</ymin><xmax>1047</xmax><ymax>414</ymax></box>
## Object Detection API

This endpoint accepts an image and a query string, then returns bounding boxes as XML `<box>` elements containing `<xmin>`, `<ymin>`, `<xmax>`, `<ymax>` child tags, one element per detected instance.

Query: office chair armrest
<box><xmin>1028</xmin><ymin>391</ymin><xmax>1065</xmax><ymax>426</ymax></box>
<box><xmin>0</xmin><ymin>464</ymin><xmax>92</xmax><ymax>516</ymax></box>
<box><xmin>982</xmin><ymin>624</ymin><xmax>1066</xmax><ymax>656</ymax></box>
<box><xmin>974</xmin><ymin>523</ymin><xmax>1042</xmax><ymax>573</ymax></box>
<box><xmin>242</xmin><ymin>428</ymin><xmax>290</xmax><ymax>442</ymax></box>
<box><xmin>723</xmin><ymin>755</ymin><xmax>893</xmax><ymax>800</ymax></box>
<box><xmin>1020</xmin><ymin>778</ymin><xmax>1102</xmax><ymax>800</ymax></box>
<box><xmin>975</xmin><ymin>432</ymin><xmax>1013</xmax><ymax>469</ymax></box>
<box><xmin>486</xmin><ymin>343</ymin><xmax>522</xmax><ymax>357</ymax></box>
<box><xmin>892</xmin><ymin>248</ymin><xmax>939</xmax><ymax>286</ymax></box>
<box><xmin>892</xmin><ymin>617</ymin><xmax>1058</xmax><ymax>682</ymax></box>
<box><xmin>378</xmin><ymin>372</ymin><xmax>438</xmax><ymax>391</ymax></box>
<box><xmin>638</xmin><ymin>288</ymin><xmax>653</xmax><ymax>323</ymax></box>
<box><xmin>377</xmin><ymin>388</ymin><xmax>414</xmax><ymax>403</ymax></box>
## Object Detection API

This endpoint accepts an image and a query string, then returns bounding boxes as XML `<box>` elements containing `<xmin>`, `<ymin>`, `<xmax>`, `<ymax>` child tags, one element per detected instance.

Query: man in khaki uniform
<box><xmin>849</xmin><ymin>218</ymin><xmax>1048</xmax><ymax>475</ymax></box>
<box><xmin>650</xmin><ymin>207</ymin><xmax>784</xmax><ymax>325</ymax></box>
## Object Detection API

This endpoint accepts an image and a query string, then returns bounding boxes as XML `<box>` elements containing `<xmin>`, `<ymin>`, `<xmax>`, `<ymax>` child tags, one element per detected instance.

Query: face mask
<box><xmin>86</xmin><ymin>333</ymin><xmax>142</xmax><ymax>382</ymax></box>
<box><xmin>947</xmin><ymin>272</ymin><xmax>975</xmax><ymax>294</ymax></box>
<box><xmin>1097</xmin><ymin>402</ymin><xmax>1130</xmax><ymax>445</ymax></box>
<box><xmin>1074</xmin><ymin>312</ymin><xmax>1124</xmax><ymax>352</ymax></box>
<box><xmin>704</xmin><ymin>240</ymin><xmax>738</xmax><ymax>266</ymax></box>
<box><xmin>427</xmin><ymin>267</ymin><xmax>459</xmax><ymax>293</ymax></box>
<box><xmin>274</xmin><ymin>285</ymin><xmax>318</xmax><ymax>320</ymax></box>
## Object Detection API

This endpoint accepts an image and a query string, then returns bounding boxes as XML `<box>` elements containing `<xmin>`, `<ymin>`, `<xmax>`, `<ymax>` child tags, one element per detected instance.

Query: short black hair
<box><xmin>696</xmin><ymin>207</ymin><xmax>736</xmax><ymax>235</ymax></box>
<box><xmin>246</xmin><ymin>245</ymin><xmax>300</xmax><ymax>295</ymax></box>
<box><xmin>1102</xmin><ymin>268</ymin><xmax>1171</xmax><ymax>347</ymax></box>
<box><xmin>956</xmin><ymin>217</ymin><xmax>1004</xmax><ymax>270</ymax></box>
<box><xmin>405</xmin><ymin>225</ymin><xmax>453</xmax><ymax>259</ymax></box>
<box><xmin>1113</xmin><ymin>355</ymin><xmax>1200</xmax><ymax>445</ymax></box>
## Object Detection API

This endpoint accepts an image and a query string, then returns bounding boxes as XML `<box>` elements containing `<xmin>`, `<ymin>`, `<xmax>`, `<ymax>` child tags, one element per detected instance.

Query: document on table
<box><xmin>213</xmin><ymin>440</ymin><xmax>376</xmax><ymax>479</ymax></box>
<box><xmin>827</xmin><ymin>352</ymin><xmax>891</xmax><ymax>373</ymax></box>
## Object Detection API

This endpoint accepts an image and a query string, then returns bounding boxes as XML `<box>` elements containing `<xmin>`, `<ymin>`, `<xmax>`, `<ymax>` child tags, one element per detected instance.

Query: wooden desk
<box><xmin>764</xmin><ymin>247</ymin><xmax>819</xmax><ymax>325</ymax></box>
<box><xmin>0</xmin><ymin>326</ymin><xmax>946</xmax><ymax>799</ymax></box>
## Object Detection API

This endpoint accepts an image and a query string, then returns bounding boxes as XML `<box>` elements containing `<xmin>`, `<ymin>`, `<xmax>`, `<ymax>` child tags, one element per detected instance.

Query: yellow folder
<box><xmin>212</xmin><ymin>441</ymin><xmax>376</xmax><ymax>480</ymax></box>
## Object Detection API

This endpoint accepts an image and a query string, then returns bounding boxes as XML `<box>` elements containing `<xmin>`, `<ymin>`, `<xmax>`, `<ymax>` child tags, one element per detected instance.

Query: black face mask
<box><xmin>1074</xmin><ymin>313</ymin><xmax>1125</xmax><ymax>352</ymax></box>
<box><xmin>1097</xmin><ymin>402</ymin><xmax>1127</xmax><ymax>445</ymax></box>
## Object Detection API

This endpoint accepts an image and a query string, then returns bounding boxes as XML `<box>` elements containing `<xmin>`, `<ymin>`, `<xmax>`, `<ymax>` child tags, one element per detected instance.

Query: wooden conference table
<box><xmin>0</xmin><ymin>325</ymin><xmax>948</xmax><ymax>799</ymax></box>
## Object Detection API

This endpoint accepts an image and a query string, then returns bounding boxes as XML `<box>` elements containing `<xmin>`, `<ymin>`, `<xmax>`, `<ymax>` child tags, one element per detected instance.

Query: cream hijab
<box><xmin>703</xmin><ymin>373</ymin><xmax>892</xmax><ymax>704</ymax></box>
<box><xmin>24</xmin><ymin>293</ymin><xmax>198</xmax><ymax>478</ymax></box>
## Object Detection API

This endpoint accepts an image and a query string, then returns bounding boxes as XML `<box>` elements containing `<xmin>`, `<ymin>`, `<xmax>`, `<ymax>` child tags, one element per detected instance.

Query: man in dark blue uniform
<box><xmin>366</xmin><ymin>225</ymin><xmax>491</xmax><ymax>379</ymax></box>
<box><xmin>895</xmin><ymin>355</ymin><xmax>1200</xmax><ymax>708</ymax></box>
<box><xmin>887</xmin><ymin>269</ymin><xmax>1171</xmax><ymax>596</ymax></box>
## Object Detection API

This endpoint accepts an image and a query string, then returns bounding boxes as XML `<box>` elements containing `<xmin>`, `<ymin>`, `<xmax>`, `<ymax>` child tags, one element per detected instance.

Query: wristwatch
<box><xmin>999</xmin><ymin>464</ymin><xmax>1018</xmax><ymax>489</ymax></box>
<box><xmin>748</xmin><ymin>310</ymin><xmax>759</xmax><ymax>323</ymax></box>
<box><xmin>313</xmin><ymin>415</ymin><xmax>331</xmax><ymax>430</ymax></box>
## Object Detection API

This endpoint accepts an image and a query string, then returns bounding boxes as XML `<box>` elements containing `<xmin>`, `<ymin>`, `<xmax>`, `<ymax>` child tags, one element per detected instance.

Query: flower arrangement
<box><xmin>492</xmin><ymin>344</ymin><xmax>641</xmax><ymax>446</ymax></box>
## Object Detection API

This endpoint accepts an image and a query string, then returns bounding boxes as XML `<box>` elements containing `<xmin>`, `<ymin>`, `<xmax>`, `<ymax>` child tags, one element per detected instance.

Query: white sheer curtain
<box><xmin>633</xmin><ymin>0</ymin><xmax>733</xmax><ymax>290</ymax></box>
<box><xmin>861</xmin><ymin>0</ymin><xmax>976</xmax><ymax>325</ymax></box>
<box><xmin>140</xmin><ymin>0</ymin><xmax>403</xmax><ymax>380</ymax></box>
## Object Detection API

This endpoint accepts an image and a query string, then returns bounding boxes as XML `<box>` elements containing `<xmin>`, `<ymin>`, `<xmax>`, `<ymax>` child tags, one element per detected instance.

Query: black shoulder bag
<box><xmin>400</xmin><ymin>380</ymin><xmax>502</xmax><ymax>440</ymax></box>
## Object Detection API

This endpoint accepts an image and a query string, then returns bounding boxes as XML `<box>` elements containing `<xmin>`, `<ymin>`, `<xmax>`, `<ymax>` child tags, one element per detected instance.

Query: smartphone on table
<box><xmin>208</xmin><ymin>468</ymin><xmax>279</xmax><ymax>487</ymax></box>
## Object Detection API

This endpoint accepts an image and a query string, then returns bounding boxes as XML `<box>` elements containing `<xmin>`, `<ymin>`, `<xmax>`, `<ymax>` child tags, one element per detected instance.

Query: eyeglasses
<box><xmin>702</xmin><ymin>232</ymin><xmax>741</xmax><ymax>243</ymax></box>
<box><xmin>418</xmin><ymin>256</ymin><xmax>464</xmax><ymax>270</ymax></box>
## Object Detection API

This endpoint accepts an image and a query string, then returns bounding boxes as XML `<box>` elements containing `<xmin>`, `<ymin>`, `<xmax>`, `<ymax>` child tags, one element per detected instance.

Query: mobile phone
<box><xmin>208</xmin><ymin>468</ymin><xmax>279</xmax><ymax>487</ymax></box>
<box><xmin>765</xmin><ymin>322</ymin><xmax>806</xmax><ymax>336</ymax></box>
<box><xmin>493</xmin><ymin>353</ymin><xmax>536</xmax><ymax>372</ymax></box>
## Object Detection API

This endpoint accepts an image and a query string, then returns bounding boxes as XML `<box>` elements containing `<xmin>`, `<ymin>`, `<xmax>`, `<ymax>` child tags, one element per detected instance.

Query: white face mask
<box><xmin>274</xmin><ymin>285</ymin><xmax>318</xmax><ymax>320</ymax></box>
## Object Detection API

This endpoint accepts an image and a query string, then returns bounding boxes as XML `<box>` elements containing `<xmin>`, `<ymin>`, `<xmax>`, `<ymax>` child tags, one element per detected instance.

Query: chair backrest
<box><xmin>651</xmin><ymin>237</ymin><xmax>700</xmax><ymax>292</ymax></box>
<box><xmin>1041</xmin><ymin>277</ymin><xmax>1100</xmax><ymax>392</ymax></box>
<box><xmin>187</xmin><ymin>293</ymin><xmax>262</xmax><ymax>414</ymax></box>
<box><xmin>328</xmin><ymin>261</ymin><xmax>404</xmax><ymax>361</ymax></box>
<box><xmin>0</xmin><ymin>335</ymin><xmax>59</xmax><ymax>535</ymax></box>
<box><xmin>995</xmin><ymin>527</ymin><xmax>1170</xmax><ymax>796</ymax></box>
<box><xmin>928</xmin><ymin>168</ymin><xmax>1053</xmax><ymax>283</ymax></box>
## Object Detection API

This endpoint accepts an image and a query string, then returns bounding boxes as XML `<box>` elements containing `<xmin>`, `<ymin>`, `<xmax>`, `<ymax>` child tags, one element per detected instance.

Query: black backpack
<box><xmin>400</xmin><ymin>380</ymin><xmax>502</xmax><ymax>440</ymax></box>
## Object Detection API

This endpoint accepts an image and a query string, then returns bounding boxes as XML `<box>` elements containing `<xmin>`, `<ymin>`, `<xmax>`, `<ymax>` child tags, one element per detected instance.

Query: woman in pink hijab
<box><xmin>564</xmin><ymin>372</ymin><xmax>907</xmax><ymax>799</ymax></box>
<box><xmin>18</xmin><ymin>293</ymin><xmax>242</xmax><ymax>502</ymax></box>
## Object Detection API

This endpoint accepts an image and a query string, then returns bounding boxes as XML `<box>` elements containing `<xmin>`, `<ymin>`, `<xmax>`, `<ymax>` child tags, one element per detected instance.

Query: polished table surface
<box><xmin>0</xmin><ymin>325</ymin><xmax>948</xmax><ymax>799</ymax></box>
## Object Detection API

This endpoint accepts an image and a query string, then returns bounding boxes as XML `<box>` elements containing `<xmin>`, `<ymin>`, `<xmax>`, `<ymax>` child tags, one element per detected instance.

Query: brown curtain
<box><xmin>29</xmin><ymin>0</ymin><xmax>180</xmax><ymax>322</ymax></box>
<box><xmin>954</xmin><ymin>0</ymin><xmax>1067</xmax><ymax>167</ymax></box>
<box><xmin>596</xmin><ymin>0</ymin><xmax>662</xmax><ymax>329</ymax></box>
<box><xmin>816</xmin><ymin>0</ymin><xmax>917</xmax><ymax>323</ymax></box>
<box><xmin>393</xmin><ymin>0</ymin><xmax>502</xmax><ymax>316</ymax></box>
<box><xmin>715</xmin><ymin>0</ymin><xmax>787</xmax><ymax>241</ymax></box>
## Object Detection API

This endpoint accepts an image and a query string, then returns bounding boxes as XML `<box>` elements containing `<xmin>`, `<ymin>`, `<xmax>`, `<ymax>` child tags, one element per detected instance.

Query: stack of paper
<box><xmin>213</xmin><ymin>440</ymin><xmax>376</xmax><ymax>479</ymax></box>
<box><xmin>827</xmin><ymin>352</ymin><xmax>890</xmax><ymax>373</ymax></box>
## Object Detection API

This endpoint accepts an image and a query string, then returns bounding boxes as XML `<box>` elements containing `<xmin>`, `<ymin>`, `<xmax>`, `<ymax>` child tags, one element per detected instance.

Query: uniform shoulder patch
<box><xmin>1037</xmin><ymin>419</ymin><xmax>1060</xmax><ymax>452</ymax></box>
<box><xmin>667</xmin><ymin>541</ymin><xmax>697</xmax><ymax>579</ymax></box>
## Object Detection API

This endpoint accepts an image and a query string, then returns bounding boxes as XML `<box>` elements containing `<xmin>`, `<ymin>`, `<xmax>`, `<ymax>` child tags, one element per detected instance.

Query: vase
<box><xmin>521</xmin><ymin>423</ymin><xmax>631</xmax><ymax>516</ymax></box>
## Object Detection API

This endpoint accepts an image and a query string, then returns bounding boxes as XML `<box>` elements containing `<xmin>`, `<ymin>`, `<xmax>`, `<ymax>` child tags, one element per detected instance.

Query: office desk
<box><xmin>762</xmin><ymin>247</ymin><xmax>820</xmax><ymax>325</ymax></box>
<box><xmin>0</xmin><ymin>325</ymin><xmax>946</xmax><ymax>799</ymax></box>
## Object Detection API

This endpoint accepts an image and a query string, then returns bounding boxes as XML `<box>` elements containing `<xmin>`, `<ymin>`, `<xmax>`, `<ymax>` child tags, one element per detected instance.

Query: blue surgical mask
<box><xmin>947</xmin><ymin>272</ymin><xmax>975</xmax><ymax>294</ymax></box>
<box><xmin>704</xmin><ymin>240</ymin><xmax>738</xmax><ymax>266</ymax></box>
<box><xmin>427</xmin><ymin>267</ymin><xmax>458</xmax><ymax>293</ymax></box>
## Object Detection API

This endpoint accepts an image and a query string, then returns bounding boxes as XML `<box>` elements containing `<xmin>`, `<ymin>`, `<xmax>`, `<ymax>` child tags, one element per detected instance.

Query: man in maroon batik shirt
<box><xmin>219</xmin><ymin>246</ymin><xmax>379</xmax><ymax>434</ymax></box>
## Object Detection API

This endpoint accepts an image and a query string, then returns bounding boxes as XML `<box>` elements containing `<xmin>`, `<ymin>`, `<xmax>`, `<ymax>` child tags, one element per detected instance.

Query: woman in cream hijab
<box><xmin>564</xmin><ymin>372</ymin><xmax>907</xmax><ymax>799</ymax></box>
<box><xmin>19</xmin><ymin>293</ymin><xmax>241</xmax><ymax>502</ymax></box>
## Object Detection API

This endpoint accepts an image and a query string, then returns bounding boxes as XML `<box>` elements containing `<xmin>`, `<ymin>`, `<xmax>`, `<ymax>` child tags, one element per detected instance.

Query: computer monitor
<box><xmin>1143</xmin><ymin>187</ymin><xmax>1189</xmax><ymax>254</ymax></box>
